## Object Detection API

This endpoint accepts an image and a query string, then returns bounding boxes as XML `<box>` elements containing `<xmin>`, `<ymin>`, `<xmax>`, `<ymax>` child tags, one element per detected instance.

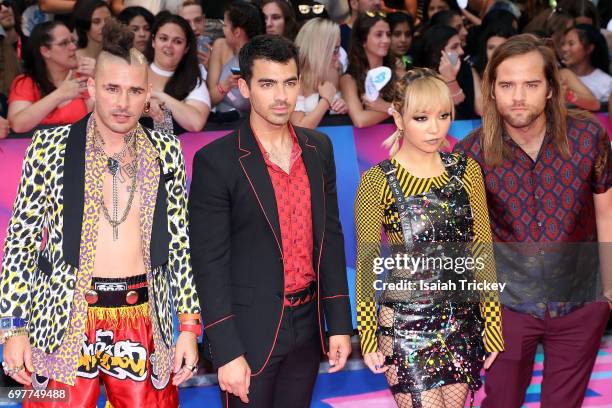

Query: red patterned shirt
<box><xmin>456</xmin><ymin>116</ymin><xmax>611</xmax><ymax>318</ymax></box>
<box><xmin>254</xmin><ymin>125</ymin><xmax>315</xmax><ymax>298</ymax></box>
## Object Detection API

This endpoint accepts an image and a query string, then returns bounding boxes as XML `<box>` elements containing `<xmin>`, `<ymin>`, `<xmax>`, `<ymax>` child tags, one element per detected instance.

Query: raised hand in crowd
<box><xmin>197</xmin><ymin>43</ymin><xmax>212</xmax><ymax>68</ymax></box>
<box><xmin>220</xmin><ymin>73</ymin><xmax>240</xmax><ymax>95</ymax></box>
<box><xmin>57</xmin><ymin>69</ymin><xmax>89</xmax><ymax>101</ymax></box>
<box><xmin>39</xmin><ymin>0</ymin><xmax>76</xmax><ymax>14</ymax></box>
<box><xmin>318</xmin><ymin>80</ymin><xmax>338</xmax><ymax>107</ymax></box>
<box><xmin>438</xmin><ymin>50</ymin><xmax>460</xmax><ymax>83</ymax></box>
<box><xmin>439</xmin><ymin>50</ymin><xmax>465</xmax><ymax>104</ymax></box>
<box><xmin>146</xmin><ymin>97</ymin><xmax>166</xmax><ymax>124</ymax></box>
<box><xmin>77</xmin><ymin>56</ymin><xmax>97</xmax><ymax>79</ymax></box>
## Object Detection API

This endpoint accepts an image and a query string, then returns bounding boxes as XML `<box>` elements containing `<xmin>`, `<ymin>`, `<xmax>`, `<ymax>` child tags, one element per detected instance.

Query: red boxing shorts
<box><xmin>24</xmin><ymin>274</ymin><xmax>179</xmax><ymax>408</ymax></box>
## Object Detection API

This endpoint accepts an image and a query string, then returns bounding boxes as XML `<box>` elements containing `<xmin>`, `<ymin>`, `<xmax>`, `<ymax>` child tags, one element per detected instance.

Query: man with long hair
<box><xmin>455</xmin><ymin>33</ymin><xmax>611</xmax><ymax>408</ymax></box>
<box><xmin>0</xmin><ymin>19</ymin><xmax>200</xmax><ymax>407</ymax></box>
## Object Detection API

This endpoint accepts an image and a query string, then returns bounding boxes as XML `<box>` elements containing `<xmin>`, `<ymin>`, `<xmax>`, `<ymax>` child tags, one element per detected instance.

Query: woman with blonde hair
<box><xmin>290</xmin><ymin>18</ymin><xmax>347</xmax><ymax>129</ymax></box>
<box><xmin>354</xmin><ymin>68</ymin><xmax>504</xmax><ymax>407</ymax></box>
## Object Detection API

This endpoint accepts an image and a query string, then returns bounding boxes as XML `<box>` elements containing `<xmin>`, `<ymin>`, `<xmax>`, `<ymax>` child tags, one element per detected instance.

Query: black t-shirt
<box><xmin>340</xmin><ymin>23</ymin><xmax>351</xmax><ymax>53</ymax></box>
<box><xmin>455</xmin><ymin>61</ymin><xmax>478</xmax><ymax>119</ymax></box>
<box><xmin>201</xmin><ymin>0</ymin><xmax>227</xmax><ymax>19</ymax></box>
<box><xmin>384</xmin><ymin>0</ymin><xmax>407</xmax><ymax>9</ymax></box>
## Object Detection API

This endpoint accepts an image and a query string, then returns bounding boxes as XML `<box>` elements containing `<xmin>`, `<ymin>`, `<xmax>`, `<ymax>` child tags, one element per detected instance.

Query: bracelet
<box><xmin>178</xmin><ymin>313</ymin><xmax>202</xmax><ymax>323</ymax></box>
<box><xmin>0</xmin><ymin>327</ymin><xmax>28</xmax><ymax>344</ymax></box>
<box><xmin>179</xmin><ymin>322</ymin><xmax>202</xmax><ymax>337</ymax></box>
<box><xmin>217</xmin><ymin>83</ymin><xmax>227</xmax><ymax>95</ymax></box>
<box><xmin>565</xmin><ymin>89</ymin><xmax>577</xmax><ymax>103</ymax></box>
<box><xmin>451</xmin><ymin>89</ymin><xmax>464</xmax><ymax>98</ymax></box>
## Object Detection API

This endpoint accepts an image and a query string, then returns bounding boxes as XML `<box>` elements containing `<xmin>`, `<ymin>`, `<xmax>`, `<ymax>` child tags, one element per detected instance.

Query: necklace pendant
<box><xmin>108</xmin><ymin>158</ymin><xmax>120</xmax><ymax>176</ymax></box>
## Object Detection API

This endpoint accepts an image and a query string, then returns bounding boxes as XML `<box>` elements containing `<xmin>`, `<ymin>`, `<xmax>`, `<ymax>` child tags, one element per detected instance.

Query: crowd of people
<box><xmin>0</xmin><ymin>0</ymin><xmax>611</xmax><ymax>138</ymax></box>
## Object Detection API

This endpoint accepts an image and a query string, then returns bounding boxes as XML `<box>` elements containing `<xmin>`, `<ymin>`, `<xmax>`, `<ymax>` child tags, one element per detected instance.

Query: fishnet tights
<box><xmin>378</xmin><ymin>306</ymin><xmax>471</xmax><ymax>408</ymax></box>
<box><xmin>390</xmin><ymin>383</ymin><xmax>469</xmax><ymax>408</ymax></box>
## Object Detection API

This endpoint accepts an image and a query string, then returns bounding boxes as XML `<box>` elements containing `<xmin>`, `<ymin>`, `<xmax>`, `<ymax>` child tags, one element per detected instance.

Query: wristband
<box><xmin>178</xmin><ymin>313</ymin><xmax>202</xmax><ymax>323</ymax></box>
<box><xmin>0</xmin><ymin>317</ymin><xmax>27</xmax><ymax>329</ymax></box>
<box><xmin>179</xmin><ymin>322</ymin><xmax>202</xmax><ymax>337</ymax></box>
<box><xmin>217</xmin><ymin>83</ymin><xmax>227</xmax><ymax>95</ymax></box>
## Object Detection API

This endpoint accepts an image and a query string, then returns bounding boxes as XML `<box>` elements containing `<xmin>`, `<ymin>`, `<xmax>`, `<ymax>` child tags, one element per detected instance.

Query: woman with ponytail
<box><xmin>354</xmin><ymin>68</ymin><xmax>504</xmax><ymax>408</ymax></box>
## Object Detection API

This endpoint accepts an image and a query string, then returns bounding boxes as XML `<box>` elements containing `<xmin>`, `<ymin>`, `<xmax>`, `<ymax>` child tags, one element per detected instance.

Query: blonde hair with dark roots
<box><xmin>295</xmin><ymin>18</ymin><xmax>340</xmax><ymax>94</ymax></box>
<box><xmin>481</xmin><ymin>33</ymin><xmax>570</xmax><ymax>167</ymax></box>
<box><xmin>382</xmin><ymin>68</ymin><xmax>454</xmax><ymax>157</ymax></box>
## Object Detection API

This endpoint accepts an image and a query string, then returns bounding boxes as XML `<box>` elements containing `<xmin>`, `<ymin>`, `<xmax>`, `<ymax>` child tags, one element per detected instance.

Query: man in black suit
<box><xmin>189</xmin><ymin>35</ymin><xmax>353</xmax><ymax>407</ymax></box>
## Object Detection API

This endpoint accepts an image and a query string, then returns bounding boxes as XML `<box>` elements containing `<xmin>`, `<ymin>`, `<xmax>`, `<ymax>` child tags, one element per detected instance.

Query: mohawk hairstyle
<box><xmin>101</xmin><ymin>18</ymin><xmax>135</xmax><ymax>62</ymax></box>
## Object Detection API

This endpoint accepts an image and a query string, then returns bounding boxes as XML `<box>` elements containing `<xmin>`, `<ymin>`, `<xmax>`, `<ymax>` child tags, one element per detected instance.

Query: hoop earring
<box><xmin>143</xmin><ymin>101</ymin><xmax>151</xmax><ymax>114</ymax></box>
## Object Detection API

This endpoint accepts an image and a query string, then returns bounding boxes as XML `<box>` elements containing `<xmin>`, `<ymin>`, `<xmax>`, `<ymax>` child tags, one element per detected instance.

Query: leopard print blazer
<box><xmin>0</xmin><ymin>114</ymin><xmax>200</xmax><ymax>384</ymax></box>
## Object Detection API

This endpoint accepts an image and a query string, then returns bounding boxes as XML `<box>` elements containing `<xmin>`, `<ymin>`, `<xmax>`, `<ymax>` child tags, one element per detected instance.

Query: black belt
<box><xmin>86</xmin><ymin>286</ymin><xmax>148</xmax><ymax>307</ymax></box>
<box><xmin>86</xmin><ymin>275</ymin><xmax>149</xmax><ymax>307</ymax></box>
<box><xmin>285</xmin><ymin>281</ymin><xmax>317</xmax><ymax>306</ymax></box>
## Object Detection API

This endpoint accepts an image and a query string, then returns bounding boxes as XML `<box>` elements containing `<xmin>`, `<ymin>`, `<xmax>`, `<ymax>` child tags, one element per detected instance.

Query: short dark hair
<box><xmin>238</xmin><ymin>34</ymin><xmax>299</xmax><ymax>85</ymax></box>
<box><xmin>473</xmin><ymin>23</ymin><xmax>517</xmax><ymax>75</ymax></box>
<box><xmin>117</xmin><ymin>6</ymin><xmax>155</xmax><ymax>28</ymax></box>
<box><xmin>225</xmin><ymin>1</ymin><xmax>264</xmax><ymax>40</ymax></box>
<box><xmin>387</xmin><ymin>11</ymin><xmax>415</xmax><ymax>36</ymax></box>
<box><xmin>428</xmin><ymin>9</ymin><xmax>460</xmax><ymax>28</ymax></box>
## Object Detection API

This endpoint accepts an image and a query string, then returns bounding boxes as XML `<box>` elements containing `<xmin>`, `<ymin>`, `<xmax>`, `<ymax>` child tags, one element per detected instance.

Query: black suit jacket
<box><xmin>189</xmin><ymin>118</ymin><xmax>353</xmax><ymax>373</ymax></box>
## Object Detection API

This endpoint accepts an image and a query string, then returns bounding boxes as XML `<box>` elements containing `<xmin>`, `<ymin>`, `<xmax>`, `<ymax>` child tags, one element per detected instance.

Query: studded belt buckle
<box><xmin>85</xmin><ymin>289</ymin><xmax>98</xmax><ymax>305</ymax></box>
<box><xmin>126</xmin><ymin>290</ymin><xmax>139</xmax><ymax>305</ymax></box>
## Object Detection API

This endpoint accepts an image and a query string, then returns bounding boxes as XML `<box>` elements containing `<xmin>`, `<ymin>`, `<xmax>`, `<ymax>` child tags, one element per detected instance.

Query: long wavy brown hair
<box><xmin>481</xmin><ymin>33</ymin><xmax>571</xmax><ymax>167</ymax></box>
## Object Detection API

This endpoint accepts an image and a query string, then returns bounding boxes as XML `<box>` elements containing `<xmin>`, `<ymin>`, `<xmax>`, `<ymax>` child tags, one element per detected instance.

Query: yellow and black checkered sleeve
<box><xmin>354</xmin><ymin>167</ymin><xmax>385</xmax><ymax>355</ymax></box>
<box><xmin>464</xmin><ymin>157</ymin><xmax>504</xmax><ymax>352</ymax></box>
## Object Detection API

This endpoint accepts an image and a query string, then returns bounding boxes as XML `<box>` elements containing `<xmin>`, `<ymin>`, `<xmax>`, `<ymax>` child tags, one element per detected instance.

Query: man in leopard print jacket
<box><xmin>0</xmin><ymin>20</ymin><xmax>200</xmax><ymax>407</ymax></box>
